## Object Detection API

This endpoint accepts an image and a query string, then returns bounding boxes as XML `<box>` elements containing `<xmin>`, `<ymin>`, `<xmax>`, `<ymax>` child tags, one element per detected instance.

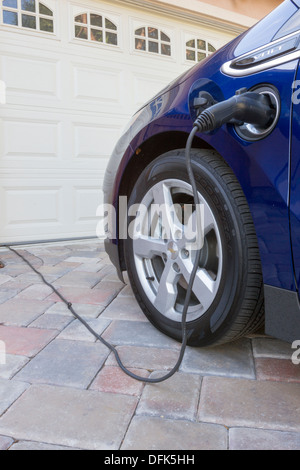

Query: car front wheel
<box><xmin>124</xmin><ymin>149</ymin><xmax>264</xmax><ymax>347</ymax></box>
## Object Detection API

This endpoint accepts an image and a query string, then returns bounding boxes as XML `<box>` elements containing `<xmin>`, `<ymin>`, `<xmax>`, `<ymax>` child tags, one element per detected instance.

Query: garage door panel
<box><xmin>1</xmin><ymin>185</ymin><xmax>62</xmax><ymax>226</ymax></box>
<box><xmin>2</xmin><ymin>118</ymin><xmax>60</xmax><ymax>159</ymax></box>
<box><xmin>74</xmin><ymin>186</ymin><xmax>103</xmax><ymax>224</ymax></box>
<box><xmin>73</xmin><ymin>123</ymin><xmax>120</xmax><ymax>160</ymax></box>
<box><xmin>73</xmin><ymin>63</ymin><xmax>123</xmax><ymax>103</ymax></box>
<box><xmin>0</xmin><ymin>175</ymin><xmax>102</xmax><ymax>242</ymax></box>
<box><xmin>1</xmin><ymin>54</ymin><xmax>61</xmax><ymax>105</ymax></box>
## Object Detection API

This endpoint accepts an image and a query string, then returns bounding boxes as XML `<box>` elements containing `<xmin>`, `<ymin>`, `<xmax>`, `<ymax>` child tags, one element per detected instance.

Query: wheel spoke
<box><xmin>133</xmin><ymin>235</ymin><xmax>166</xmax><ymax>259</ymax></box>
<box><xmin>184</xmin><ymin>201</ymin><xmax>214</xmax><ymax>244</ymax></box>
<box><xmin>192</xmin><ymin>269</ymin><xmax>216</xmax><ymax>310</ymax></box>
<box><xmin>183</xmin><ymin>209</ymin><xmax>198</xmax><ymax>246</ymax></box>
<box><xmin>154</xmin><ymin>260</ymin><xmax>179</xmax><ymax>314</ymax></box>
<box><xmin>152</xmin><ymin>182</ymin><xmax>184</xmax><ymax>240</ymax></box>
<box><xmin>179</xmin><ymin>258</ymin><xmax>216</xmax><ymax>311</ymax></box>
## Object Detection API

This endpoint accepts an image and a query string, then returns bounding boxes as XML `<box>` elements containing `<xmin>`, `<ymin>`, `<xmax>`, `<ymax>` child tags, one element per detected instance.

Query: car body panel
<box><xmin>104</xmin><ymin>58</ymin><xmax>298</xmax><ymax>293</ymax></box>
<box><xmin>291</xmin><ymin>63</ymin><xmax>300</xmax><ymax>299</ymax></box>
<box><xmin>103</xmin><ymin>0</ymin><xmax>300</xmax><ymax>342</ymax></box>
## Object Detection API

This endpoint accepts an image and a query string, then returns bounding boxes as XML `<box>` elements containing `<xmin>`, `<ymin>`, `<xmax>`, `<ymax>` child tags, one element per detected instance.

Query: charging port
<box><xmin>234</xmin><ymin>85</ymin><xmax>281</xmax><ymax>141</ymax></box>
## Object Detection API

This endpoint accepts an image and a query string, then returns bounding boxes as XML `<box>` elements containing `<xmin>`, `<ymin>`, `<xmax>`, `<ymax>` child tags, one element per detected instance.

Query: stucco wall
<box><xmin>200</xmin><ymin>0</ymin><xmax>283</xmax><ymax>19</ymax></box>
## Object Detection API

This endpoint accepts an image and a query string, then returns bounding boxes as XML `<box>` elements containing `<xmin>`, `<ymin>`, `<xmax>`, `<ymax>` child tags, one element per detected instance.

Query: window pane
<box><xmin>105</xmin><ymin>18</ymin><xmax>117</xmax><ymax>30</ymax></box>
<box><xmin>3</xmin><ymin>0</ymin><xmax>17</xmax><ymax>8</ymax></box>
<box><xmin>40</xmin><ymin>17</ymin><xmax>53</xmax><ymax>32</ymax></box>
<box><xmin>135</xmin><ymin>27</ymin><xmax>145</xmax><ymax>37</ymax></box>
<box><xmin>75</xmin><ymin>25</ymin><xmax>88</xmax><ymax>39</ymax></box>
<box><xmin>186</xmin><ymin>39</ymin><xmax>195</xmax><ymax>48</ymax></box>
<box><xmin>75</xmin><ymin>14</ymin><xmax>87</xmax><ymax>24</ymax></box>
<box><xmin>91</xmin><ymin>29</ymin><xmax>103</xmax><ymax>42</ymax></box>
<box><xmin>22</xmin><ymin>13</ymin><xmax>36</xmax><ymax>28</ymax></box>
<box><xmin>198</xmin><ymin>52</ymin><xmax>207</xmax><ymax>62</ymax></box>
<box><xmin>21</xmin><ymin>0</ymin><xmax>35</xmax><ymax>12</ymax></box>
<box><xmin>186</xmin><ymin>49</ymin><xmax>195</xmax><ymax>61</ymax></box>
<box><xmin>3</xmin><ymin>10</ymin><xmax>18</xmax><ymax>25</ymax></box>
<box><xmin>161</xmin><ymin>43</ymin><xmax>171</xmax><ymax>56</ymax></box>
<box><xmin>106</xmin><ymin>32</ymin><xmax>117</xmax><ymax>45</ymax></box>
<box><xmin>148</xmin><ymin>27</ymin><xmax>158</xmax><ymax>39</ymax></box>
<box><xmin>149</xmin><ymin>40</ymin><xmax>159</xmax><ymax>53</ymax></box>
<box><xmin>39</xmin><ymin>3</ymin><xmax>53</xmax><ymax>16</ymax></box>
<box><xmin>135</xmin><ymin>38</ymin><xmax>146</xmax><ymax>50</ymax></box>
<box><xmin>274</xmin><ymin>9</ymin><xmax>300</xmax><ymax>40</ymax></box>
<box><xmin>161</xmin><ymin>32</ymin><xmax>170</xmax><ymax>42</ymax></box>
<box><xmin>197</xmin><ymin>39</ymin><xmax>206</xmax><ymax>50</ymax></box>
<box><xmin>90</xmin><ymin>14</ymin><xmax>102</xmax><ymax>27</ymax></box>
<box><xmin>208</xmin><ymin>43</ymin><xmax>216</xmax><ymax>53</ymax></box>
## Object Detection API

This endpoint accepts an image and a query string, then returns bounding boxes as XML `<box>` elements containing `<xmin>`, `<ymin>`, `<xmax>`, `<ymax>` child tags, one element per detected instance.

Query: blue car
<box><xmin>103</xmin><ymin>0</ymin><xmax>300</xmax><ymax>347</ymax></box>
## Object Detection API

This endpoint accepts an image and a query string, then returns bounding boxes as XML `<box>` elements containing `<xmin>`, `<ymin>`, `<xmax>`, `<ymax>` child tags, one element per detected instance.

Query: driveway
<box><xmin>0</xmin><ymin>239</ymin><xmax>299</xmax><ymax>450</ymax></box>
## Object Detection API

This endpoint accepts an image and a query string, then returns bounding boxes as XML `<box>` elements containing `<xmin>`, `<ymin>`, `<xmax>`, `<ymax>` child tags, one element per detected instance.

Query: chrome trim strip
<box><xmin>222</xmin><ymin>30</ymin><xmax>300</xmax><ymax>77</ymax></box>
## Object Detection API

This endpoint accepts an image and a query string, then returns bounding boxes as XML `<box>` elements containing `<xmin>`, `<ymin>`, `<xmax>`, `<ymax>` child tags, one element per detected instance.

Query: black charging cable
<box><xmin>0</xmin><ymin>89</ymin><xmax>275</xmax><ymax>383</ymax></box>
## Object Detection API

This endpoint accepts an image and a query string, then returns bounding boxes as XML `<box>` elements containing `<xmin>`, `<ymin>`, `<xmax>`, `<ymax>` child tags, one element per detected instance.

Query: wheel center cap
<box><xmin>167</xmin><ymin>241</ymin><xmax>179</xmax><ymax>260</ymax></box>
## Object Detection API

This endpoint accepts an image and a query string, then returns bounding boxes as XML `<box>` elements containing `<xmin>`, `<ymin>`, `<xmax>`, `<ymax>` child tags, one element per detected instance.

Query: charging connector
<box><xmin>193</xmin><ymin>89</ymin><xmax>276</xmax><ymax>133</ymax></box>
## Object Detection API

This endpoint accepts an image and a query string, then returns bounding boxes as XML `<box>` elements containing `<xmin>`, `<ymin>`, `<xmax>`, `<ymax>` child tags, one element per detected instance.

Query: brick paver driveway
<box><xmin>0</xmin><ymin>240</ymin><xmax>299</xmax><ymax>450</ymax></box>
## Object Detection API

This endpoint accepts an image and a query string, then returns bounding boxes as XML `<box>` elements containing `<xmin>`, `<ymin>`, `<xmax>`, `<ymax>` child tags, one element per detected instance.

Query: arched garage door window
<box><xmin>1</xmin><ymin>0</ymin><xmax>54</xmax><ymax>33</ymax></box>
<box><xmin>134</xmin><ymin>26</ymin><xmax>171</xmax><ymax>56</ymax></box>
<box><xmin>186</xmin><ymin>38</ymin><xmax>216</xmax><ymax>62</ymax></box>
<box><xmin>74</xmin><ymin>12</ymin><xmax>118</xmax><ymax>46</ymax></box>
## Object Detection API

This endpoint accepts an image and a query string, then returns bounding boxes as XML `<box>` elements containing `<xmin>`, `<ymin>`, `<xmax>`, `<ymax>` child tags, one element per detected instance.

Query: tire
<box><xmin>124</xmin><ymin>149</ymin><xmax>264</xmax><ymax>347</ymax></box>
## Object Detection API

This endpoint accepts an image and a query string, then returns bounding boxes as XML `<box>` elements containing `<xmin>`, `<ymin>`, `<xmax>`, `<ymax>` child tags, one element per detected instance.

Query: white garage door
<box><xmin>0</xmin><ymin>0</ymin><xmax>234</xmax><ymax>244</ymax></box>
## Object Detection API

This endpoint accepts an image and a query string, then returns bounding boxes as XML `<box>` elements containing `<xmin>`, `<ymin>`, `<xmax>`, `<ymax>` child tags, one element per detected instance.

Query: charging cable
<box><xmin>0</xmin><ymin>89</ymin><xmax>275</xmax><ymax>383</ymax></box>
